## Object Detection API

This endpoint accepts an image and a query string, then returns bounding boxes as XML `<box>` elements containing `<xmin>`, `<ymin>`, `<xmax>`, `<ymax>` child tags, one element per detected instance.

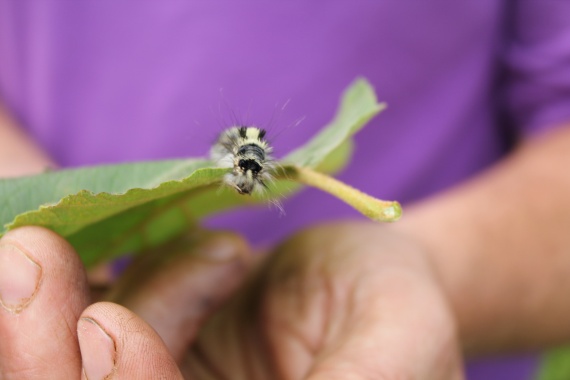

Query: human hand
<box><xmin>0</xmin><ymin>226</ymin><xmax>249</xmax><ymax>379</ymax></box>
<box><xmin>0</xmin><ymin>222</ymin><xmax>464</xmax><ymax>379</ymax></box>
<box><xmin>182</xmin><ymin>222</ymin><xmax>465</xmax><ymax>379</ymax></box>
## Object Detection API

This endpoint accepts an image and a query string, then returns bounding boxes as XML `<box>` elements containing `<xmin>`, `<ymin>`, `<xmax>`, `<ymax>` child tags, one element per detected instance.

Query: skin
<box><xmin>0</xmin><ymin>105</ymin><xmax>56</xmax><ymax>177</ymax></box>
<box><xmin>0</xmin><ymin>226</ymin><xmax>462</xmax><ymax>380</ymax></box>
<box><xmin>1</xmin><ymin>105</ymin><xmax>570</xmax><ymax>379</ymax></box>
<box><xmin>395</xmin><ymin>125</ymin><xmax>570</xmax><ymax>354</ymax></box>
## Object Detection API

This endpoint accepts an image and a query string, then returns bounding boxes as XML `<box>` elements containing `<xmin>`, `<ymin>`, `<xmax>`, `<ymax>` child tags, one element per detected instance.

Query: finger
<box><xmin>303</xmin><ymin>270</ymin><xmax>465</xmax><ymax>380</ymax></box>
<box><xmin>107</xmin><ymin>231</ymin><xmax>251</xmax><ymax>361</ymax></box>
<box><xmin>261</xmin><ymin>224</ymin><xmax>465</xmax><ymax>380</ymax></box>
<box><xmin>78</xmin><ymin>302</ymin><xmax>183</xmax><ymax>379</ymax></box>
<box><xmin>0</xmin><ymin>226</ymin><xmax>90</xmax><ymax>379</ymax></box>
<box><xmin>265</xmin><ymin>266</ymin><xmax>465</xmax><ymax>380</ymax></box>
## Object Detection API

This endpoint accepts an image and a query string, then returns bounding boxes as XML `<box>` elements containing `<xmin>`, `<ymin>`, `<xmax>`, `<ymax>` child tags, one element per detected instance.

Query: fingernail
<box><xmin>0</xmin><ymin>242</ymin><xmax>42</xmax><ymax>313</ymax></box>
<box><xmin>78</xmin><ymin>317</ymin><xmax>116</xmax><ymax>380</ymax></box>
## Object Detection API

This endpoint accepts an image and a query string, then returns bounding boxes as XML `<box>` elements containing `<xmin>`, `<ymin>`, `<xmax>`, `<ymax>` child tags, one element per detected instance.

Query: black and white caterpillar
<box><xmin>210</xmin><ymin>126</ymin><xmax>276</xmax><ymax>195</ymax></box>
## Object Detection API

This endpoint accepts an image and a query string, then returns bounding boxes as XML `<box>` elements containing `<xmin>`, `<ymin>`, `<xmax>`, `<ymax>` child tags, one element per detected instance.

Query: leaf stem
<box><xmin>283</xmin><ymin>165</ymin><xmax>402</xmax><ymax>222</ymax></box>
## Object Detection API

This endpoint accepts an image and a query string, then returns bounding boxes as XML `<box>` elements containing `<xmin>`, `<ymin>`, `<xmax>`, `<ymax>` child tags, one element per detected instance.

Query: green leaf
<box><xmin>536</xmin><ymin>346</ymin><xmax>570</xmax><ymax>380</ymax></box>
<box><xmin>278</xmin><ymin>78</ymin><xmax>400</xmax><ymax>222</ymax></box>
<box><xmin>0</xmin><ymin>78</ymin><xmax>397</xmax><ymax>266</ymax></box>
<box><xmin>283</xmin><ymin>77</ymin><xmax>386</xmax><ymax>168</ymax></box>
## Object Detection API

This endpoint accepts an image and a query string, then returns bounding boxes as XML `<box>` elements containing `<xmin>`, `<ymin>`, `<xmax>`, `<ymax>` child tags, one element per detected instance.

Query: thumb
<box><xmin>302</xmin><ymin>274</ymin><xmax>465</xmax><ymax>380</ymax></box>
<box><xmin>78</xmin><ymin>302</ymin><xmax>183</xmax><ymax>379</ymax></box>
<box><xmin>107</xmin><ymin>231</ymin><xmax>250</xmax><ymax>362</ymax></box>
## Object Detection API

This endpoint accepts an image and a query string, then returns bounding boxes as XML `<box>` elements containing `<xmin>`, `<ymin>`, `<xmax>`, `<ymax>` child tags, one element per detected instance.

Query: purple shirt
<box><xmin>2</xmin><ymin>2</ymin><xmax>570</xmax><ymax>379</ymax></box>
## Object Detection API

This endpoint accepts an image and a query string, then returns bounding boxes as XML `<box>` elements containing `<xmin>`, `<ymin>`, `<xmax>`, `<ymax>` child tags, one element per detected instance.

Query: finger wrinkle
<box><xmin>118</xmin><ymin>313</ymin><xmax>147</xmax><ymax>336</ymax></box>
<box><xmin>272</xmin><ymin>316</ymin><xmax>316</xmax><ymax>355</ymax></box>
<box><xmin>39</xmin><ymin>305</ymin><xmax>79</xmax><ymax>342</ymax></box>
<box><xmin>58</xmin><ymin>311</ymin><xmax>79</xmax><ymax>343</ymax></box>
<box><xmin>309</xmin><ymin>361</ymin><xmax>409</xmax><ymax>380</ymax></box>
<box><xmin>1</xmin><ymin>351</ymin><xmax>51</xmax><ymax>380</ymax></box>
<box><xmin>317</xmin><ymin>267</ymin><xmax>336</xmax><ymax>353</ymax></box>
